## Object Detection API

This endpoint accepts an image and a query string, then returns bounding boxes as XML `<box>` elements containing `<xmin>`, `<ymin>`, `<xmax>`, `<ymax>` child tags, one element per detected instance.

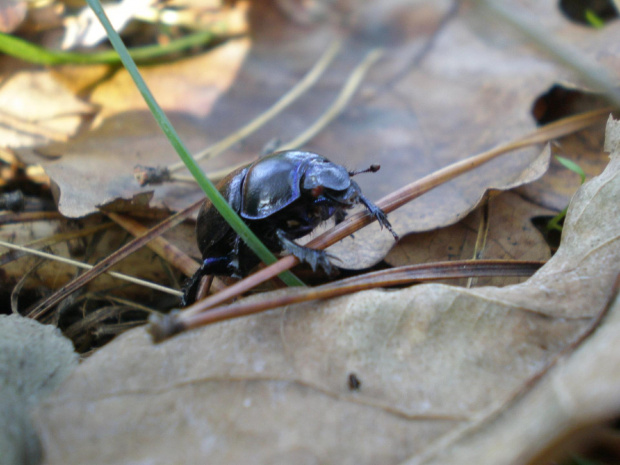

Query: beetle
<box><xmin>182</xmin><ymin>150</ymin><xmax>398</xmax><ymax>305</ymax></box>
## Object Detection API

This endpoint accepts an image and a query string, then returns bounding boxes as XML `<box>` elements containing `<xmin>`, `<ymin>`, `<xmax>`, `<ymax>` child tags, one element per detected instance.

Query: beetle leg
<box><xmin>276</xmin><ymin>229</ymin><xmax>336</xmax><ymax>275</ymax></box>
<box><xmin>334</xmin><ymin>208</ymin><xmax>347</xmax><ymax>225</ymax></box>
<box><xmin>181</xmin><ymin>256</ymin><xmax>232</xmax><ymax>306</ymax></box>
<box><xmin>358</xmin><ymin>193</ymin><xmax>399</xmax><ymax>241</ymax></box>
<box><xmin>181</xmin><ymin>269</ymin><xmax>204</xmax><ymax>306</ymax></box>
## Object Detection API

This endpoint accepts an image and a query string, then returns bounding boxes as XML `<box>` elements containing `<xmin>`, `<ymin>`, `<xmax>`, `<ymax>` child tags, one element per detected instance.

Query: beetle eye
<box><xmin>311</xmin><ymin>186</ymin><xmax>324</xmax><ymax>197</ymax></box>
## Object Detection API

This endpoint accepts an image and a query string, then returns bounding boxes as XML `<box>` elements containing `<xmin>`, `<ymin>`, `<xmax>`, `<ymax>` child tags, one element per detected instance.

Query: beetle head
<box><xmin>302</xmin><ymin>158</ymin><xmax>361</xmax><ymax>207</ymax></box>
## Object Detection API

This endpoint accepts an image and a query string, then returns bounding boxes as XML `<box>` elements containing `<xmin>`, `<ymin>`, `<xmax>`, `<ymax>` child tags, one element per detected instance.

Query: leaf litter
<box><xmin>0</xmin><ymin>2</ymin><xmax>618</xmax><ymax>462</ymax></box>
<box><xmin>31</xmin><ymin>117</ymin><xmax>620</xmax><ymax>464</ymax></box>
<box><xmin>385</xmin><ymin>190</ymin><xmax>554</xmax><ymax>288</ymax></box>
<box><xmin>13</xmin><ymin>0</ymin><xmax>620</xmax><ymax>269</ymax></box>
<box><xmin>0</xmin><ymin>70</ymin><xmax>95</xmax><ymax>148</ymax></box>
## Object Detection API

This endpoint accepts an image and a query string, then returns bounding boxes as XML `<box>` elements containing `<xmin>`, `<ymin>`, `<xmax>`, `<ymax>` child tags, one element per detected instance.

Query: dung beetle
<box><xmin>182</xmin><ymin>150</ymin><xmax>398</xmax><ymax>305</ymax></box>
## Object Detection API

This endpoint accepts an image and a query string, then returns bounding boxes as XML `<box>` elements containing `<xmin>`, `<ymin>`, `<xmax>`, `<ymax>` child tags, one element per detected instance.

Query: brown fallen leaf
<box><xmin>17</xmin><ymin>36</ymin><xmax>251</xmax><ymax>217</ymax></box>
<box><xmin>419</xmin><ymin>292</ymin><xmax>620</xmax><ymax>465</ymax></box>
<box><xmin>31</xmin><ymin>116</ymin><xmax>619</xmax><ymax>465</ymax></box>
<box><xmin>519</xmin><ymin>119</ymin><xmax>611</xmax><ymax>211</ymax></box>
<box><xmin>0</xmin><ymin>71</ymin><xmax>95</xmax><ymax>148</ymax></box>
<box><xmin>384</xmin><ymin>190</ymin><xmax>553</xmax><ymax>287</ymax></box>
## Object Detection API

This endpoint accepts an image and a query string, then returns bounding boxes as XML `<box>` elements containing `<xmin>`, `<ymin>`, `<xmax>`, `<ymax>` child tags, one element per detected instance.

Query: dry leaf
<box><xmin>31</xmin><ymin>117</ymin><xmax>619</xmax><ymax>465</ymax></box>
<box><xmin>419</xmin><ymin>294</ymin><xmax>620</xmax><ymax>464</ymax></box>
<box><xmin>61</xmin><ymin>0</ymin><xmax>155</xmax><ymax>50</ymax></box>
<box><xmin>17</xmin><ymin>37</ymin><xmax>250</xmax><ymax>217</ymax></box>
<box><xmin>0</xmin><ymin>71</ymin><xmax>95</xmax><ymax>149</ymax></box>
<box><xmin>0</xmin><ymin>314</ymin><xmax>77</xmax><ymax>465</ymax></box>
<box><xmin>384</xmin><ymin>190</ymin><xmax>553</xmax><ymax>287</ymax></box>
<box><xmin>519</xmin><ymin>120</ymin><xmax>611</xmax><ymax>211</ymax></box>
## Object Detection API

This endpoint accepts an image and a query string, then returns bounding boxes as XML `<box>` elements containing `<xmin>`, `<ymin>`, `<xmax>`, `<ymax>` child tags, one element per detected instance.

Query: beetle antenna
<box><xmin>349</xmin><ymin>164</ymin><xmax>380</xmax><ymax>177</ymax></box>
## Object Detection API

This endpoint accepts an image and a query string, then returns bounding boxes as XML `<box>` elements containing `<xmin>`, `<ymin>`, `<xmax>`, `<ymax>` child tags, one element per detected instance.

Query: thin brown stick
<box><xmin>150</xmin><ymin>260</ymin><xmax>544</xmax><ymax>341</ymax></box>
<box><xmin>179</xmin><ymin>107</ymin><xmax>610</xmax><ymax>319</ymax></box>
<box><xmin>167</xmin><ymin>39</ymin><xmax>343</xmax><ymax>174</ymax></box>
<box><xmin>0</xmin><ymin>239</ymin><xmax>182</xmax><ymax>297</ymax></box>
<box><xmin>195</xmin><ymin>275</ymin><xmax>213</xmax><ymax>302</ymax></box>
<box><xmin>106</xmin><ymin>212</ymin><xmax>227</xmax><ymax>291</ymax></box>
<box><xmin>0</xmin><ymin>211</ymin><xmax>62</xmax><ymax>224</ymax></box>
<box><xmin>0</xmin><ymin>221</ymin><xmax>113</xmax><ymax>267</ymax></box>
<box><xmin>26</xmin><ymin>199</ymin><xmax>203</xmax><ymax>320</ymax></box>
<box><xmin>278</xmin><ymin>48</ymin><xmax>384</xmax><ymax>151</ymax></box>
<box><xmin>171</xmin><ymin>45</ymin><xmax>382</xmax><ymax>184</ymax></box>
<box><xmin>106</xmin><ymin>212</ymin><xmax>198</xmax><ymax>277</ymax></box>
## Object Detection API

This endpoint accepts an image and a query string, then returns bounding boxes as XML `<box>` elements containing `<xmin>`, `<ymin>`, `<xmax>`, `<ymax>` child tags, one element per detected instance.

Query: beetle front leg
<box><xmin>276</xmin><ymin>229</ymin><xmax>335</xmax><ymax>275</ymax></box>
<box><xmin>358</xmin><ymin>193</ymin><xmax>399</xmax><ymax>240</ymax></box>
<box><xmin>181</xmin><ymin>256</ymin><xmax>231</xmax><ymax>306</ymax></box>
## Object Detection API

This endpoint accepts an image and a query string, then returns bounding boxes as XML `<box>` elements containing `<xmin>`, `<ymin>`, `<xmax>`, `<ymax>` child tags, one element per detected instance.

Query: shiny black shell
<box><xmin>240</xmin><ymin>151</ymin><xmax>351</xmax><ymax>219</ymax></box>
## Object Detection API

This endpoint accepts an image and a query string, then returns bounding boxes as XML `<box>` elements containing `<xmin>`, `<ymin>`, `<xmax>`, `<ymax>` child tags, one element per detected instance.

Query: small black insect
<box><xmin>182</xmin><ymin>150</ymin><xmax>398</xmax><ymax>305</ymax></box>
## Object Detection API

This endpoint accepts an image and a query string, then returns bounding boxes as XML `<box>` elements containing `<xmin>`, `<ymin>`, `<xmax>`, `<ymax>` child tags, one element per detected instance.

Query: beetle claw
<box><xmin>358</xmin><ymin>193</ymin><xmax>399</xmax><ymax>241</ymax></box>
<box><xmin>276</xmin><ymin>229</ymin><xmax>335</xmax><ymax>275</ymax></box>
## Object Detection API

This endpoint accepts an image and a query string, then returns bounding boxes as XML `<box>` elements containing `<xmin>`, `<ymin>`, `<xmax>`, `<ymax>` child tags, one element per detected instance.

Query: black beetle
<box><xmin>182</xmin><ymin>150</ymin><xmax>398</xmax><ymax>305</ymax></box>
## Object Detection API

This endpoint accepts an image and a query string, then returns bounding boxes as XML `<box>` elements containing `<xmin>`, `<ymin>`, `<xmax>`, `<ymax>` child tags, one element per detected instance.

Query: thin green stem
<box><xmin>0</xmin><ymin>29</ymin><xmax>217</xmax><ymax>65</ymax></box>
<box><xmin>85</xmin><ymin>0</ymin><xmax>303</xmax><ymax>287</ymax></box>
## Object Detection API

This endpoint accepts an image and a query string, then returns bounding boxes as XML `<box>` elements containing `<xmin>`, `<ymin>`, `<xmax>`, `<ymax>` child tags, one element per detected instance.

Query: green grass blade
<box><xmin>0</xmin><ymin>29</ymin><xmax>216</xmax><ymax>65</ymax></box>
<box><xmin>585</xmin><ymin>9</ymin><xmax>605</xmax><ymax>29</ymax></box>
<box><xmin>546</xmin><ymin>206</ymin><xmax>567</xmax><ymax>232</ymax></box>
<box><xmin>555</xmin><ymin>155</ymin><xmax>587</xmax><ymax>184</ymax></box>
<box><xmin>85</xmin><ymin>0</ymin><xmax>304</xmax><ymax>287</ymax></box>
<box><xmin>546</xmin><ymin>156</ymin><xmax>587</xmax><ymax>232</ymax></box>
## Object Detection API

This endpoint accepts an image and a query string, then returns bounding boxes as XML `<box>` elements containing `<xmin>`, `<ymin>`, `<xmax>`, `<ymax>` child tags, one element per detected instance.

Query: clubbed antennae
<box><xmin>348</xmin><ymin>164</ymin><xmax>381</xmax><ymax>177</ymax></box>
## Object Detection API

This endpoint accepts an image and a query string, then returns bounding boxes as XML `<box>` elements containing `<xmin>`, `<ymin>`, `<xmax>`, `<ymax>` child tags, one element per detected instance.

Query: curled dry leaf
<box><xmin>519</xmin><ymin>119</ymin><xmax>611</xmax><ymax>211</ymax></box>
<box><xmin>0</xmin><ymin>71</ymin><xmax>95</xmax><ymax>149</ymax></box>
<box><xmin>32</xmin><ymin>118</ymin><xmax>619</xmax><ymax>464</ymax></box>
<box><xmin>385</xmin><ymin>190</ymin><xmax>554</xmax><ymax>287</ymax></box>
